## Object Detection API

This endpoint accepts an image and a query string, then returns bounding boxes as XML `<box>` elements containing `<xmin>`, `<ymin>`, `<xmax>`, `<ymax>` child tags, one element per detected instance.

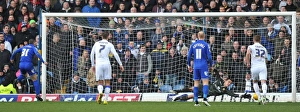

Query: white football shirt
<box><xmin>248</xmin><ymin>43</ymin><xmax>268</xmax><ymax>68</ymax></box>
<box><xmin>90</xmin><ymin>40</ymin><xmax>122</xmax><ymax>66</ymax></box>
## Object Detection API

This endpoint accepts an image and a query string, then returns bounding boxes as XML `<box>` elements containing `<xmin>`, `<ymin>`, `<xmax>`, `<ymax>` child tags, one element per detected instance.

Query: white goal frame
<box><xmin>41</xmin><ymin>12</ymin><xmax>297</xmax><ymax>102</ymax></box>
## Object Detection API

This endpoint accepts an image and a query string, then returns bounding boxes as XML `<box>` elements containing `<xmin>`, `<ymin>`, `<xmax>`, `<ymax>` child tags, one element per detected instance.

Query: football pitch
<box><xmin>1</xmin><ymin>102</ymin><xmax>300</xmax><ymax>112</ymax></box>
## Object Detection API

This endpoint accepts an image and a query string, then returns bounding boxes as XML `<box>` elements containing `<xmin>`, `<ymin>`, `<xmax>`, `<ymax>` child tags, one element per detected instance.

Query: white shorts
<box><xmin>251</xmin><ymin>67</ymin><xmax>267</xmax><ymax>81</ymax></box>
<box><xmin>95</xmin><ymin>63</ymin><xmax>112</xmax><ymax>81</ymax></box>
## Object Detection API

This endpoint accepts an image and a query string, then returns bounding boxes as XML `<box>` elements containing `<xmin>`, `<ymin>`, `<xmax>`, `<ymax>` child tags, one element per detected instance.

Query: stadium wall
<box><xmin>0</xmin><ymin>93</ymin><xmax>299</xmax><ymax>102</ymax></box>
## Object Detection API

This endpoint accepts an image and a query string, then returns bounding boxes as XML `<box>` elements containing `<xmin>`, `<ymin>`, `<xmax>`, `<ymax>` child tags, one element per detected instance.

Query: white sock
<box><xmin>245</xmin><ymin>79</ymin><xmax>252</xmax><ymax>93</ymax></box>
<box><xmin>262</xmin><ymin>83</ymin><xmax>267</xmax><ymax>97</ymax></box>
<box><xmin>97</xmin><ymin>85</ymin><xmax>103</xmax><ymax>94</ymax></box>
<box><xmin>253</xmin><ymin>83</ymin><xmax>261</xmax><ymax>99</ymax></box>
<box><xmin>104</xmin><ymin>86</ymin><xmax>111</xmax><ymax>101</ymax></box>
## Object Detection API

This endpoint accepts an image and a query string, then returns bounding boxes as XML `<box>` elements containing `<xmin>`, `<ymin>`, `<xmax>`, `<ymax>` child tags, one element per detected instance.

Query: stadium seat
<box><xmin>159</xmin><ymin>85</ymin><xmax>172</xmax><ymax>93</ymax></box>
<box><xmin>173</xmin><ymin>84</ymin><xmax>184</xmax><ymax>90</ymax></box>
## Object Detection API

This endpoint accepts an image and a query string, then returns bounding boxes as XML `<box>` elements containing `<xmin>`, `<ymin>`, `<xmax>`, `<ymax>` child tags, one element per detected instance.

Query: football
<box><xmin>253</xmin><ymin>93</ymin><xmax>258</xmax><ymax>100</ymax></box>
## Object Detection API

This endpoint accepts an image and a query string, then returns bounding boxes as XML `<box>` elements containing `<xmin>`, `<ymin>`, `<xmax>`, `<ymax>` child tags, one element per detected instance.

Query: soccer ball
<box><xmin>253</xmin><ymin>93</ymin><xmax>258</xmax><ymax>100</ymax></box>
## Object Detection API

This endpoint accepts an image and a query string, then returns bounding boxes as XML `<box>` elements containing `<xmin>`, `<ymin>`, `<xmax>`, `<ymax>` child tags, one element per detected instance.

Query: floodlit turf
<box><xmin>1</xmin><ymin>102</ymin><xmax>300</xmax><ymax>112</ymax></box>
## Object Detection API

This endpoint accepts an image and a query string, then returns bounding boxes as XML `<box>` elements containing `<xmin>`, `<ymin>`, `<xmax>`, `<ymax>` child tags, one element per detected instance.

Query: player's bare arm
<box><xmin>245</xmin><ymin>48</ymin><xmax>251</xmax><ymax>68</ymax></box>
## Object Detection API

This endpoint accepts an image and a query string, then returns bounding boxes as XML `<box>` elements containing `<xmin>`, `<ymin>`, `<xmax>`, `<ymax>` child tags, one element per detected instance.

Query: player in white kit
<box><xmin>245</xmin><ymin>35</ymin><xmax>268</xmax><ymax>105</ymax></box>
<box><xmin>90</xmin><ymin>32</ymin><xmax>124</xmax><ymax>105</ymax></box>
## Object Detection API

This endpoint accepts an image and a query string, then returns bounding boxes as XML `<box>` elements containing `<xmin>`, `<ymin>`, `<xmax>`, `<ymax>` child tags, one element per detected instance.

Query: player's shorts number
<box><xmin>21</xmin><ymin>49</ymin><xmax>29</xmax><ymax>56</ymax></box>
<box><xmin>99</xmin><ymin>45</ymin><xmax>105</xmax><ymax>53</ymax></box>
<box><xmin>255</xmin><ymin>49</ymin><xmax>265</xmax><ymax>57</ymax></box>
<box><xmin>196</xmin><ymin>49</ymin><xmax>202</xmax><ymax>59</ymax></box>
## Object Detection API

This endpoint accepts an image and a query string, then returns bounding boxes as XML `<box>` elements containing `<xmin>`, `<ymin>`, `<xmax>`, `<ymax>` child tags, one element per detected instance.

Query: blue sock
<box><xmin>193</xmin><ymin>87</ymin><xmax>199</xmax><ymax>102</ymax></box>
<box><xmin>34</xmin><ymin>80</ymin><xmax>41</xmax><ymax>95</ymax></box>
<box><xmin>203</xmin><ymin>85</ymin><xmax>209</xmax><ymax>99</ymax></box>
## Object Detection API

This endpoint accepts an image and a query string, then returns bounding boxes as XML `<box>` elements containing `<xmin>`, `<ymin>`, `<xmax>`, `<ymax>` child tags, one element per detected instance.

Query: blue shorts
<box><xmin>193</xmin><ymin>69</ymin><xmax>209</xmax><ymax>80</ymax></box>
<box><xmin>19</xmin><ymin>62</ymin><xmax>36</xmax><ymax>76</ymax></box>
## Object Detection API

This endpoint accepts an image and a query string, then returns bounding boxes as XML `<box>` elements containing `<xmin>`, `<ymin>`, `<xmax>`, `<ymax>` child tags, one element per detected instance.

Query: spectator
<box><xmin>112</xmin><ymin>77</ymin><xmax>131</xmax><ymax>93</ymax></box>
<box><xmin>6</xmin><ymin>14</ymin><xmax>18</xmax><ymax>29</ymax></box>
<box><xmin>0</xmin><ymin>64</ymin><xmax>16</xmax><ymax>86</ymax></box>
<box><xmin>53</xmin><ymin>0</ymin><xmax>65</xmax><ymax>12</ymax></box>
<box><xmin>285</xmin><ymin>0</ymin><xmax>298</xmax><ymax>11</ymax></box>
<box><xmin>0</xmin><ymin>33</ymin><xmax>12</xmax><ymax>53</ymax></box>
<box><xmin>77</xmin><ymin>49</ymin><xmax>90</xmax><ymax>78</ymax></box>
<box><xmin>167</xmin><ymin>37</ymin><xmax>176</xmax><ymax>50</ymax></box>
<box><xmin>60</xmin><ymin>1</ymin><xmax>72</xmax><ymax>13</ymax></box>
<box><xmin>82</xmin><ymin>0</ymin><xmax>101</xmax><ymax>27</ymax></box>
<box><xmin>17</xmin><ymin>15</ymin><xmax>30</xmax><ymax>32</ymax></box>
<box><xmin>164</xmin><ymin>48</ymin><xmax>179</xmax><ymax>86</ymax></box>
<box><xmin>120</xmin><ymin>48</ymin><xmax>136</xmax><ymax>85</ymax></box>
<box><xmin>31</xmin><ymin>0</ymin><xmax>41</xmax><ymax>18</ymax></box>
<box><xmin>239</xmin><ymin>45</ymin><xmax>247</xmax><ymax>59</ymax></box>
<box><xmin>72</xmin><ymin>39</ymin><xmax>91</xmax><ymax>72</ymax></box>
<box><xmin>14</xmin><ymin>23</ymin><xmax>34</xmax><ymax>48</ymax></box>
<box><xmin>86</xmin><ymin>66</ymin><xmax>97</xmax><ymax>93</ymax></box>
<box><xmin>0</xmin><ymin>42</ymin><xmax>11</xmax><ymax>76</ymax></box>
<box><xmin>66</xmin><ymin>73</ymin><xmax>87</xmax><ymax>94</ymax></box>
<box><xmin>268</xmin><ymin>77</ymin><xmax>279</xmax><ymax>92</ymax></box>
<box><xmin>96</xmin><ymin>0</ymin><xmax>110</xmax><ymax>12</ymax></box>
<box><xmin>134</xmin><ymin>77</ymin><xmax>158</xmax><ymax>93</ymax></box>
<box><xmin>136</xmin><ymin>45</ymin><xmax>152</xmax><ymax>85</ymax></box>
<box><xmin>10</xmin><ymin>25</ymin><xmax>17</xmax><ymax>37</ymax></box>
<box><xmin>134</xmin><ymin>31</ymin><xmax>144</xmax><ymax>48</ymax></box>
<box><xmin>266</xmin><ymin>0</ymin><xmax>278</xmax><ymax>11</ymax></box>
<box><xmin>28</xmin><ymin>20</ymin><xmax>38</xmax><ymax>37</ymax></box>
<box><xmin>42</xmin><ymin>0</ymin><xmax>54</xmax><ymax>12</ymax></box>
<box><xmin>3</xmin><ymin>25</ymin><xmax>13</xmax><ymax>47</ymax></box>
<box><xmin>276</xmin><ymin>38</ymin><xmax>292</xmax><ymax>82</ymax></box>
<box><xmin>18</xmin><ymin>5</ymin><xmax>29</xmax><ymax>24</ymax></box>
<box><xmin>213</xmin><ymin>55</ymin><xmax>228</xmax><ymax>78</ymax></box>
<box><xmin>272</xmin><ymin>16</ymin><xmax>291</xmax><ymax>35</ymax></box>
<box><xmin>208</xmin><ymin>35</ymin><xmax>219</xmax><ymax>60</ymax></box>
<box><xmin>151</xmin><ymin>27</ymin><xmax>163</xmax><ymax>46</ymax></box>
<box><xmin>220</xmin><ymin>35</ymin><xmax>233</xmax><ymax>53</ymax></box>
<box><xmin>152</xmin><ymin>69</ymin><xmax>163</xmax><ymax>89</ymax></box>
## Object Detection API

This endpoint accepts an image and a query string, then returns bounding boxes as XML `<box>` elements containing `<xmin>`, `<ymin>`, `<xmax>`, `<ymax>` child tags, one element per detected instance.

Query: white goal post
<box><xmin>41</xmin><ymin>12</ymin><xmax>297</xmax><ymax>102</ymax></box>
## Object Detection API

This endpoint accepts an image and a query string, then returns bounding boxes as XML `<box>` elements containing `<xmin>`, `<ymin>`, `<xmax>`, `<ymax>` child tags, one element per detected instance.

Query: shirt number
<box><xmin>196</xmin><ymin>49</ymin><xmax>202</xmax><ymax>59</ymax></box>
<box><xmin>99</xmin><ymin>45</ymin><xmax>105</xmax><ymax>53</ymax></box>
<box><xmin>21</xmin><ymin>49</ymin><xmax>29</xmax><ymax>56</ymax></box>
<box><xmin>255</xmin><ymin>49</ymin><xmax>265</xmax><ymax>57</ymax></box>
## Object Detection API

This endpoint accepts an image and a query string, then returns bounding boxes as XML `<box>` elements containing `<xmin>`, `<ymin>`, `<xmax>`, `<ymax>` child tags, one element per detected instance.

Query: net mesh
<box><xmin>44</xmin><ymin>14</ymin><xmax>297</xmax><ymax>94</ymax></box>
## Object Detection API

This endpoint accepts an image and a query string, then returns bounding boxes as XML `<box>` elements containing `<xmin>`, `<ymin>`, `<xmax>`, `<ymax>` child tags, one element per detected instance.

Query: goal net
<box><xmin>41</xmin><ymin>12</ymin><xmax>298</xmax><ymax>101</ymax></box>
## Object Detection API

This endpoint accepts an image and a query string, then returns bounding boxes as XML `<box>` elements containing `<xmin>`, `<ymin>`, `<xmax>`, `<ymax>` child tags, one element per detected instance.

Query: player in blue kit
<box><xmin>10</xmin><ymin>39</ymin><xmax>47</xmax><ymax>101</ymax></box>
<box><xmin>187</xmin><ymin>31</ymin><xmax>212</xmax><ymax>106</ymax></box>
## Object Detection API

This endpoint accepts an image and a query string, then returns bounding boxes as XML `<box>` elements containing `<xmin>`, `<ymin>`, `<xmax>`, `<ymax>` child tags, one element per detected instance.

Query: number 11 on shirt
<box><xmin>196</xmin><ymin>49</ymin><xmax>201</xmax><ymax>59</ymax></box>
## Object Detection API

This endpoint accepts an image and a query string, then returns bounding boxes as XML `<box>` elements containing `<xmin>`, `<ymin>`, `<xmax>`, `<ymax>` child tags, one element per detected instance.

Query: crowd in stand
<box><xmin>0</xmin><ymin>0</ymin><xmax>300</xmax><ymax>94</ymax></box>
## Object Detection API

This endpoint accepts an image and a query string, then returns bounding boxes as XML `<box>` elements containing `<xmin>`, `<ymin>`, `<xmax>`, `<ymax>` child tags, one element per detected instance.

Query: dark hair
<box><xmin>28</xmin><ymin>39</ymin><xmax>35</xmax><ymax>44</ymax></box>
<box><xmin>101</xmin><ymin>31</ymin><xmax>109</xmax><ymax>39</ymax></box>
<box><xmin>253</xmin><ymin>35</ymin><xmax>261</xmax><ymax>42</ymax></box>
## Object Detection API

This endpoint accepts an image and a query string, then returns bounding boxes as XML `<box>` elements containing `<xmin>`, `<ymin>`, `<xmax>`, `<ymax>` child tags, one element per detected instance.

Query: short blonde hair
<box><xmin>197</xmin><ymin>31</ymin><xmax>205</xmax><ymax>39</ymax></box>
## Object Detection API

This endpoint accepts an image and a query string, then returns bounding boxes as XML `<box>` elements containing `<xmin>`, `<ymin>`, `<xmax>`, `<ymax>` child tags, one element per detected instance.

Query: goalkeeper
<box><xmin>172</xmin><ymin>69</ymin><xmax>239</xmax><ymax>101</ymax></box>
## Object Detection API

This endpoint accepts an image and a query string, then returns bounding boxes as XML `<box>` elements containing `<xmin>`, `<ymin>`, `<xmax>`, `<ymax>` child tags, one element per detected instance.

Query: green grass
<box><xmin>1</xmin><ymin>102</ymin><xmax>300</xmax><ymax>112</ymax></box>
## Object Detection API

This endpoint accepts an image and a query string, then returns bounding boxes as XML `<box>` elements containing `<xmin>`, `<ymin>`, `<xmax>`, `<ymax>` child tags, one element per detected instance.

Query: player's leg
<box><xmin>96</xmin><ymin>65</ymin><xmax>104</xmax><ymax>104</ymax></box>
<box><xmin>28</xmin><ymin>68</ymin><xmax>43</xmax><ymax>101</ymax></box>
<box><xmin>251</xmin><ymin>68</ymin><xmax>262</xmax><ymax>103</ymax></box>
<box><xmin>259</xmin><ymin>68</ymin><xmax>268</xmax><ymax>105</ymax></box>
<box><xmin>103</xmin><ymin>64</ymin><xmax>112</xmax><ymax>105</ymax></box>
<box><xmin>193</xmin><ymin>69</ymin><xmax>200</xmax><ymax>105</ymax></box>
<box><xmin>201</xmin><ymin>70</ymin><xmax>210</xmax><ymax>106</ymax></box>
